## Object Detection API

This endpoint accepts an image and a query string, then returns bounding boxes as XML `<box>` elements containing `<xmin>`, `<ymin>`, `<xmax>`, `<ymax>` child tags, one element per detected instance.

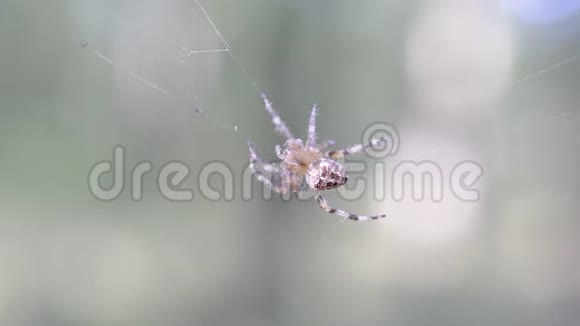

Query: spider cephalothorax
<box><xmin>248</xmin><ymin>94</ymin><xmax>387</xmax><ymax>221</ymax></box>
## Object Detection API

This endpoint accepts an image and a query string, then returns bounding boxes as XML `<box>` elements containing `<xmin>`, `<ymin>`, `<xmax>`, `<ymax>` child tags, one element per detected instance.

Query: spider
<box><xmin>247</xmin><ymin>94</ymin><xmax>387</xmax><ymax>221</ymax></box>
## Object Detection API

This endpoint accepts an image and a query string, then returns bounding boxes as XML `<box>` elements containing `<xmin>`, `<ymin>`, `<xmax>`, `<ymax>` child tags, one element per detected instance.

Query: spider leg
<box><xmin>320</xmin><ymin>139</ymin><xmax>336</xmax><ymax>149</ymax></box>
<box><xmin>251</xmin><ymin>169</ymin><xmax>288</xmax><ymax>194</ymax></box>
<box><xmin>248</xmin><ymin>141</ymin><xmax>287</xmax><ymax>193</ymax></box>
<box><xmin>275</xmin><ymin>144</ymin><xmax>288</xmax><ymax>160</ymax></box>
<box><xmin>261</xmin><ymin>93</ymin><xmax>294</xmax><ymax>140</ymax></box>
<box><xmin>306</xmin><ymin>104</ymin><xmax>317</xmax><ymax>148</ymax></box>
<box><xmin>325</xmin><ymin>136</ymin><xmax>388</xmax><ymax>159</ymax></box>
<box><xmin>248</xmin><ymin>141</ymin><xmax>281</xmax><ymax>173</ymax></box>
<box><xmin>315</xmin><ymin>192</ymin><xmax>386</xmax><ymax>221</ymax></box>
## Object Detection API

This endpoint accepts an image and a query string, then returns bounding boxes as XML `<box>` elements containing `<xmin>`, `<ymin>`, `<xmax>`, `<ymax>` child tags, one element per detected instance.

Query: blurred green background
<box><xmin>1</xmin><ymin>0</ymin><xmax>580</xmax><ymax>325</ymax></box>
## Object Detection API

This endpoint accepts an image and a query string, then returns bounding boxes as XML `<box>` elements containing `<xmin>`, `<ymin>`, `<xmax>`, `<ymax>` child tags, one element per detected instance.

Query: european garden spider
<box><xmin>248</xmin><ymin>94</ymin><xmax>387</xmax><ymax>221</ymax></box>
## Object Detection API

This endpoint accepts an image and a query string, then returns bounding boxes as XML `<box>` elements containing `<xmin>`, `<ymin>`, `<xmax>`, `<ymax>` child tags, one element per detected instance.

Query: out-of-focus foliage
<box><xmin>1</xmin><ymin>0</ymin><xmax>579</xmax><ymax>325</ymax></box>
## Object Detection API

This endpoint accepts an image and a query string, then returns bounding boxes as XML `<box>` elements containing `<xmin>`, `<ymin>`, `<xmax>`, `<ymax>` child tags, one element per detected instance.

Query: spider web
<box><xmin>79</xmin><ymin>0</ymin><xmax>580</xmax><ymax>152</ymax></box>
<box><xmin>76</xmin><ymin>0</ymin><xmax>579</xmax><ymax>173</ymax></box>
<box><xmin>78</xmin><ymin>0</ymin><xmax>270</xmax><ymax>142</ymax></box>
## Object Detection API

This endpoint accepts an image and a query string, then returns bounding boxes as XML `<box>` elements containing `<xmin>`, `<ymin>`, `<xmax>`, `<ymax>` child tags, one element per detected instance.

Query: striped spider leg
<box><xmin>306</xmin><ymin>103</ymin><xmax>317</xmax><ymax>149</ymax></box>
<box><xmin>261</xmin><ymin>93</ymin><xmax>294</xmax><ymax>140</ymax></box>
<box><xmin>247</xmin><ymin>141</ymin><xmax>287</xmax><ymax>194</ymax></box>
<box><xmin>320</xmin><ymin>139</ymin><xmax>336</xmax><ymax>149</ymax></box>
<box><xmin>315</xmin><ymin>192</ymin><xmax>386</xmax><ymax>221</ymax></box>
<box><xmin>325</xmin><ymin>136</ymin><xmax>389</xmax><ymax>159</ymax></box>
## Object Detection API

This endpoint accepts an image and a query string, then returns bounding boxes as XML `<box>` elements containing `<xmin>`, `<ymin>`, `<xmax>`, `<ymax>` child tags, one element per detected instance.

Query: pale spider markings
<box><xmin>248</xmin><ymin>94</ymin><xmax>387</xmax><ymax>221</ymax></box>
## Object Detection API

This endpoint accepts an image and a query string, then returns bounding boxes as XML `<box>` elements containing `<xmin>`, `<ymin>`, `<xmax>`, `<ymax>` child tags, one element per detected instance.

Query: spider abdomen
<box><xmin>306</xmin><ymin>159</ymin><xmax>348</xmax><ymax>191</ymax></box>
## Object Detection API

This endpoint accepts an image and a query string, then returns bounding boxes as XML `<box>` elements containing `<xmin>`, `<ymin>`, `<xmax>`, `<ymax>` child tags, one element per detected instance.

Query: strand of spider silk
<box><xmin>193</xmin><ymin>107</ymin><xmax>239</xmax><ymax>133</ymax></box>
<box><xmin>194</xmin><ymin>110</ymin><xmax>253</xmax><ymax>146</ymax></box>
<box><xmin>192</xmin><ymin>95</ymin><xmax>243</xmax><ymax>137</ymax></box>
<box><xmin>504</xmin><ymin>53</ymin><xmax>579</xmax><ymax>135</ymax></box>
<box><xmin>194</xmin><ymin>0</ymin><xmax>264</xmax><ymax>96</ymax></box>
<box><xmin>509</xmin><ymin>54</ymin><xmax>578</xmax><ymax>89</ymax></box>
